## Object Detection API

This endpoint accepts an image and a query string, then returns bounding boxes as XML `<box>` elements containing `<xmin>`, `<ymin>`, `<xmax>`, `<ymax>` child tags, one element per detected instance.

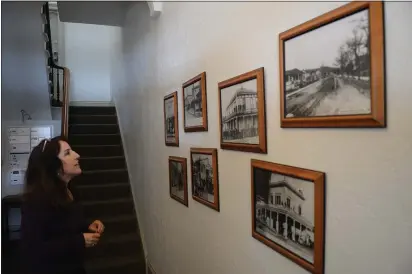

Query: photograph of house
<box><xmin>220</xmin><ymin>78</ymin><xmax>259</xmax><ymax>144</ymax></box>
<box><xmin>184</xmin><ymin>80</ymin><xmax>203</xmax><ymax>127</ymax></box>
<box><xmin>254</xmin><ymin>170</ymin><xmax>315</xmax><ymax>263</ymax></box>
<box><xmin>164</xmin><ymin>96</ymin><xmax>176</xmax><ymax>142</ymax></box>
<box><xmin>191</xmin><ymin>153</ymin><xmax>214</xmax><ymax>203</ymax></box>
<box><xmin>169</xmin><ymin>160</ymin><xmax>184</xmax><ymax>200</ymax></box>
<box><xmin>284</xmin><ymin>9</ymin><xmax>371</xmax><ymax>118</ymax></box>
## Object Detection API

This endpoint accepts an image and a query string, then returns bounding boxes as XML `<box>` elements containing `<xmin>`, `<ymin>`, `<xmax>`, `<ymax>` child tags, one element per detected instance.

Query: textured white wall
<box><xmin>1</xmin><ymin>1</ymin><xmax>51</xmax><ymax>121</ymax></box>
<box><xmin>112</xmin><ymin>2</ymin><xmax>412</xmax><ymax>274</ymax></box>
<box><xmin>63</xmin><ymin>22</ymin><xmax>121</xmax><ymax>102</ymax></box>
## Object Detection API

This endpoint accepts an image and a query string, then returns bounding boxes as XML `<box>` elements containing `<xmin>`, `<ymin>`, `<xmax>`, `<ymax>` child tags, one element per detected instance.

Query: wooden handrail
<box><xmin>61</xmin><ymin>68</ymin><xmax>70</xmax><ymax>138</ymax></box>
<box><xmin>42</xmin><ymin>3</ymin><xmax>70</xmax><ymax>138</ymax></box>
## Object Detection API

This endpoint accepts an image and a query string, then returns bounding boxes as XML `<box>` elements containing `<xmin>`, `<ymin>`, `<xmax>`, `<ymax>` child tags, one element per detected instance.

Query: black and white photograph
<box><xmin>169</xmin><ymin>156</ymin><xmax>188</xmax><ymax>206</ymax></box>
<box><xmin>221</xmin><ymin>78</ymin><xmax>259</xmax><ymax>144</ymax></box>
<box><xmin>184</xmin><ymin>80</ymin><xmax>202</xmax><ymax>126</ymax></box>
<box><xmin>190</xmin><ymin>148</ymin><xmax>219</xmax><ymax>211</ymax></box>
<box><xmin>254</xmin><ymin>169</ymin><xmax>315</xmax><ymax>263</ymax></box>
<box><xmin>218</xmin><ymin>68</ymin><xmax>267</xmax><ymax>153</ymax></box>
<box><xmin>163</xmin><ymin>92</ymin><xmax>179</xmax><ymax>146</ymax></box>
<box><xmin>165</xmin><ymin>97</ymin><xmax>175</xmax><ymax>140</ymax></box>
<box><xmin>251</xmin><ymin>159</ymin><xmax>325</xmax><ymax>274</ymax></box>
<box><xmin>191</xmin><ymin>153</ymin><xmax>214</xmax><ymax>203</ymax></box>
<box><xmin>182</xmin><ymin>72</ymin><xmax>208</xmax><ymax>132</ymax></box>
<box><xmin>284</xmin><ymin>9</ymin><xmax>371</xmax><ymax>118</ymax></box>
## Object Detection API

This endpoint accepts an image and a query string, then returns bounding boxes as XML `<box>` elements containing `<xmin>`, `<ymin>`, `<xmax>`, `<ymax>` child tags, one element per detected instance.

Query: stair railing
<box><xmin>41</xmin><ymin>2</ymin><xmax>70</xmax><ymax>137</ymax></box>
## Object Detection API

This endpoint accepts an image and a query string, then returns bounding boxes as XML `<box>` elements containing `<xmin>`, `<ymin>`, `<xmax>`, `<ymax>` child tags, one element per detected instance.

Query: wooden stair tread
<box><xmin>81</xmin><ymin>198</ymin><xmax>133</xmax><ymax>206</ymax></box>
<box><xmin>82</xmin><ymin>168</ymin><xmax>127</xmax><ymax>174</ymax></box>
<box><xmin>100</xmin><ymin>233</ymin><xmax>141</xmax><ymax>244</ymax></box>
<box><xmin>102</xmin><ymin>214</ymin><xmax>137</xmax><ymax>223</ymax></box>
<box><xmin>70</xmin><ymin>133</ymin><xmax>120</xmax><ymax>136</ymax></box>
<box><xmin>81</xmin><ymin>156</ymin><xmax>125</xmax><ymax>160</ymax></box>
<box><xmin>76</xmin><ymin>182</ymin><xmax>129</xmax><ymax>189</ymax></box>
<box><xmin>85</xmin><ymin>254</ymin><xmax>144</xmax><ymax>270</ymax></box>
<box><xmin>73</xmin><ymin>144</ymin><xmax>122</xmax><ymax>147</ymax></box>
<box><xmin>70</xmin><ymin>123</ymin><xmax>118</xmax><ymax>126</ymax></box>
<box><xmin>70</xmin><ymin>114</ymin><xmax>117</xmax><ymax>117</ymax></box>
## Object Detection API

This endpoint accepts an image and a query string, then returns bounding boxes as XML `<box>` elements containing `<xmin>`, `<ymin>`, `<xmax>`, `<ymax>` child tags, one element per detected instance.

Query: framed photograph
<box><xmin>190</xmin><ymin>148</ymin><xmax>219</xmax><ymax>211</ymax></box>
<box><xmin>168</xmin><ymin>156</ymin><xmax>188</xmax><ymax>207</ymax></box>
<box><xmin>164</xmin><ymin>91</ymin><xmax>179</xmax><ymax>146</ymax></box>
<box><xmin>182</xmin><ymin>72</ymin><xmax>208</xmax><ymax>132</ymax></box>
<box><xmin>251</xmin><ymin>159</ymin><xmax>325</xmax><ymax>274</ymax></box>
<box><xmin>218</xmin><ymin>67</ymin><xmax>267</xmax><ymax>153</ymax></box>
<box><xmin>279</xmin><ymin>1</ymin><xmax>385</xmax><ymax>128</ymax></box>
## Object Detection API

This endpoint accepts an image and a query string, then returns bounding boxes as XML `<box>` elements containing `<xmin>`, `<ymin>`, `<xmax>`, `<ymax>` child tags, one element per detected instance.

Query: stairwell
<box><xmin>68</xmin><ymin>105</ymin><xmax>146</xmax><ymax>274</ymax></box>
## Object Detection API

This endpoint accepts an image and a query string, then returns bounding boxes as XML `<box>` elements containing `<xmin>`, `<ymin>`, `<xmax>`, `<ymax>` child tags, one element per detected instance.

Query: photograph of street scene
<box><xmin>169</xmin><ymin>160</ymin><xmax>185</xmax><ymax>202</ymax></box>
<box><xmin>164</xmin><ymin>96</ymin><xmax>176</xmax><ymax>143</ymax></box>
<box><xmin>184</xmin><ymin>80</ymin><xmax>203</xmax><ymax>128</ymax></box>
<box><xmin>284</xmin><ymin>9</ymin><xmax>371</xmax><ymax>118</ymax></box>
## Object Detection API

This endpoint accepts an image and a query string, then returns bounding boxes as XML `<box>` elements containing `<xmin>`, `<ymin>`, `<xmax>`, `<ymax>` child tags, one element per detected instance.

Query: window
<box><xmin>270</xmin><ymin>195</ymin><xmax>273</xmax><ymax>204</ymax></box>
<box><xmin>275</xmin><ymin>195</ymin><xmax>281</xmax><ymax>205</ymax></box>
<box><xmin>287</xmin><ymin>198</ymin><xmax>291</xmax><ymax>208</ymax></box>
<box><xmin>298</xmin><ymin>205</ymin><xmax>302</xmax><ymax>215</ymax></box>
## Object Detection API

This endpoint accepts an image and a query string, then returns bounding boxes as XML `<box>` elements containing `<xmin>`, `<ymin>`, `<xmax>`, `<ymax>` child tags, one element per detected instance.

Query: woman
<box><xmin>20</xmin><ymin>136</ymin><xmax>105</xmax><ymax>274</ymax></box>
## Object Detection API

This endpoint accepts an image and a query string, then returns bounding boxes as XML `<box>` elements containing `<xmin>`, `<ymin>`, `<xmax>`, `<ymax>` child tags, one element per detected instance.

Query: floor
<box><xmin>2</xmin><ymin>240</ymin><xmax>22</xmax><ymax>274</ymax></box>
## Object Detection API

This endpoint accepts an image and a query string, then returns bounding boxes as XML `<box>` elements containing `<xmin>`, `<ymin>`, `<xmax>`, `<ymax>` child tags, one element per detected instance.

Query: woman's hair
<box><xmin>23</xmin><ymin>135</ymin><xmax>72</xmax><ymax>207</ymax></box>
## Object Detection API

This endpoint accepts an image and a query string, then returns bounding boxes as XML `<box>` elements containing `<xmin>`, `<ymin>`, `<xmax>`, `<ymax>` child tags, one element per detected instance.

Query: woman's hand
<box><xmin>83</xmin><ymin>233</ymin><xmax>100</xmax><ymax>248</ymax></box>
<box><xmin>88</xmin><ymin>220</ymin><xmax>105</xmax><ymax>234</ymax></box>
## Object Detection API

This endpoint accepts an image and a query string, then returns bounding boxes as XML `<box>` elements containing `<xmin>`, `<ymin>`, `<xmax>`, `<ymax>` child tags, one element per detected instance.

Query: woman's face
<box><xmin>57</xmin><ymin>140</ymin><xmax>82</xmax><ymax>177</ymax></box>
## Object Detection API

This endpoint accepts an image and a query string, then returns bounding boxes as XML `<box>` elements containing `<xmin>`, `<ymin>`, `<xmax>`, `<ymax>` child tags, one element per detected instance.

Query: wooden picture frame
<box><xmin>218</xmin><ymin>67</ymin><xmax>267</xmax><ymax>153</ymax></box>
<box><xmin>279</xmin><ymin>1</ymin><xmax>385</xmax><ymax>128</ymax></box>
<box><xmin>182</xmin><ymin>72</ymin><xmax>208</xmax><ymax>132</ymax></box>
<box><xmin>190</xmin><ymin>148</ymin><xmax>219</xmax><ymax>211</ymax></box>
<box><xmin>168</xmin><ymin>156</ymin><xmax>188</xmax><ymax>207</ymax></box>
<box><xmin>251</xmin><ymin>159</ymin><xmax>325</xmax><ymax>274</ymax></box>
<box><xmin>163</xmin><ymin>91</ymin><xmax>179</xmax><ymax>146</ymax></box>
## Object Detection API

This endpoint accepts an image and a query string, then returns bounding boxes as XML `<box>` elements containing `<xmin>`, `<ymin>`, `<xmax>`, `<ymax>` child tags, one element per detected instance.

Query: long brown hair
<box><xmin>24</xmin><ymin>136</ymin><xmax>72</xmax><ymax>207</ymax></box>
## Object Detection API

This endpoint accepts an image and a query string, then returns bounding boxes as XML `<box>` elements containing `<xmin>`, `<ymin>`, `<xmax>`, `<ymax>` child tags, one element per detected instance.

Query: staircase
<box><xmin>68</xmin><ymin>105</ymin><xmax>146</xmax><ymax>274</ymax></box>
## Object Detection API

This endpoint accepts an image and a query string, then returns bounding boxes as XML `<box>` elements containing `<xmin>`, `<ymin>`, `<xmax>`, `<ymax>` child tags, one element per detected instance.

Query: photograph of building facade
<box><xmin>284</xmin><ymin>9</ymin><xmax>371</xmax><ymax>118</ymax></box>
<box><xmin>169</xmin><ymin>160</ymin><xmax>184</xmax><ymax>200</ymax></box>
<box><xmin>184</xmin><ymin>80</ymin><xmax>203</xmax><ymax>127</ymax></box>
<box><xmin>191</xmin><ymin>154</ymin><xmax>214</xmax><ymax>203</ymax></box>
<box><xmin>221</xmin><ymin>79</ymin><xmax>259</xmax><ymax>144</ymax></box>
<box><xmin>254</xmin><ymin>171</ymin><xmax>315</xmax><ymax>263</ymax></box>
<box><xmin>164</xmin><ymin>96</ymin><xmax>176</xmax><ymax>142</ymax></box>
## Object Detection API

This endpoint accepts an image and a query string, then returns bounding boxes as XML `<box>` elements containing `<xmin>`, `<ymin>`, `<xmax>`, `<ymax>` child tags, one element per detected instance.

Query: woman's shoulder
<box><xmin>22</xmin><ymin>192</ymin><xmax>54</xmax><ymax>212</ymax></box>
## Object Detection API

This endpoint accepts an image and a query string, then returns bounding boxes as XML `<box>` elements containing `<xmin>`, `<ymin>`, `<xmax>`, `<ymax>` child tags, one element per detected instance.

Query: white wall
<box><xmin>112</xmin><ymin>2</ymin><xmax>412</xmax><ymax>274</ymax></box>
<box><xmin>63</xmin><ymin>22</ymin><xmax>121</xmax><ymax>102</ymax></box>
<box><xmin>1</xmin><ymin>2</ymin><xmax>60</xmax><ymax>198</ymax></box>
<box><xmin>1</xmin><ymin>1</ymin><xmax>51</xmax><ymax>121</ymax></box>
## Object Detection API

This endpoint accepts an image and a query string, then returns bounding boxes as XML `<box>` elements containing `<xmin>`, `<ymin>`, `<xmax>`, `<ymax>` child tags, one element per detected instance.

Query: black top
<box><xmin>20</xmin><ymin>194</ymin><xmax>89</xmax><ymax>274</ymax></box>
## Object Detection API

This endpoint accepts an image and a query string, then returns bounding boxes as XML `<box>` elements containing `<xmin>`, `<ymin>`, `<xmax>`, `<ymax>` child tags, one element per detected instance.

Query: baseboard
<box><xmin>147</xmin><ymin>260</ymin><xmax>156</xmax><ymax>274</ymax></box>
<box><xmin>112</xmin><ymin>96</ymin><xmax>148</xmax><ymax>260</ymax></box>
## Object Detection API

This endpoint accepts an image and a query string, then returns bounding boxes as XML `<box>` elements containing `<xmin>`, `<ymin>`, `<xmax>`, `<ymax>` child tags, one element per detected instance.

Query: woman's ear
<box><xmin>57</xmin><ymin>167</ymin><xmax>63</xmax><ymax>177</ymax></box>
